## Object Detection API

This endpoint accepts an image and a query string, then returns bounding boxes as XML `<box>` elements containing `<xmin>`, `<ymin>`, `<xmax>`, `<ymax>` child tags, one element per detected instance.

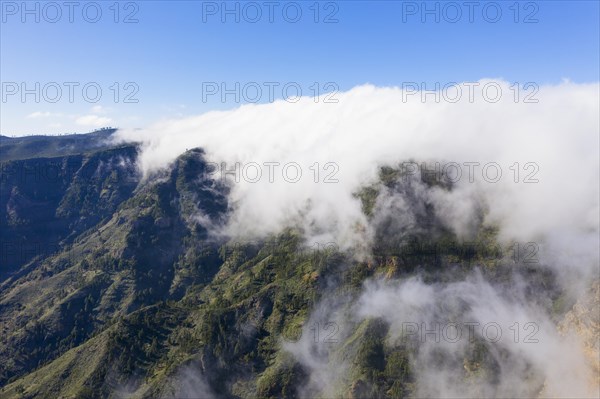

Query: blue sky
<box><xmin>1</xmin><ymin>0</ymin><xmax>599</xmax><ymax>135</ymax></box>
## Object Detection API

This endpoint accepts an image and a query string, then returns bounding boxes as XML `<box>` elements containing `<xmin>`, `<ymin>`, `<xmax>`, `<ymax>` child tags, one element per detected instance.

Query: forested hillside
<box><xmin>0</xmin><ymin>131</ymin><xmax>597</xmax><ymax>399</ymax></box>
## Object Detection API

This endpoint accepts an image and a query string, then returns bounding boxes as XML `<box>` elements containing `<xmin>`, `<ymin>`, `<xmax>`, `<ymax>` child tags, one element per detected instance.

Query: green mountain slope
<box><xmin>0</xmin><ymin>131</ymin><xmax>139</xmax><ymax>280</ymax></box>
<box><xmin>0</xmin><ymin>132</ymin><xmax>597</xmax><ymax>399</ymax></box>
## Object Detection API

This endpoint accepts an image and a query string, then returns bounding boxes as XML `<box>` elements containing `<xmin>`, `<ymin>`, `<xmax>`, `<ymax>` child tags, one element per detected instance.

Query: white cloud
<box><xmin>27</xmin><ymin>111</ymin><xmax>58</xmax><ymax>118</ymax></box>
<box><xmin>91</xmin><ymin>105</ymin><xmax>109</xmax><ymax>114</ymax></box>
<box><xmin>115</xmin><ymin>80</ymin><xmax>599</xmax><ymax>264</ymax></box>
<box><xmin>75</xmin><ymin>114</ymin><xmax>112</xmax><ymax>127</ymax></box>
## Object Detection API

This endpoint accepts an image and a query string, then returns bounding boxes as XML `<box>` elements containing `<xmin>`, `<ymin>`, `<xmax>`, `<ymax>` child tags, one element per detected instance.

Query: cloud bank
<box><xmin>115</xmin><ymin>79</ymin><xmax>599</xmax><ymax>266</ymax></box>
